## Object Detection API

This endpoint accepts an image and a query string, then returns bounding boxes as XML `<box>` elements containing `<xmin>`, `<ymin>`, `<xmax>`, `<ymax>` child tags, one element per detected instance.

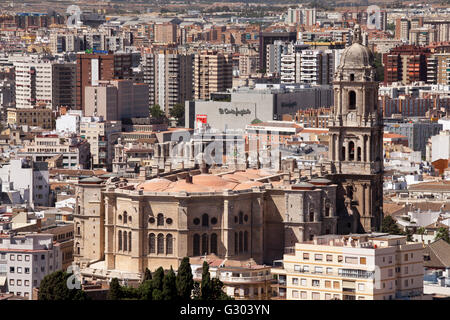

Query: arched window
<box><xmin>149</xmin><ymin>233</ymin><xmax>155</xmax><ymax>254</ymax></box>
<box><xmin>76</xmin><ymin>242</ymin><xmax>80</xmax><ymax>255</ymax></box>
<box><xmin>201</xmin><ymin>233</ymin><xmax>208</xmax><ymax>255</ymax></box>
<box><xmin>350</xmin><ymin>74</ymin><xmax>355</xmax><ymax>81</ymax></box>
<box><xmin>349</xmin><ymin>141</ymin><xmax>355</xmax><ymax>161</ymax></box>
<box><xmin>244</xmin><ymin>231</ymin><xmax>248</xmax><ymax>252</ymax></box>
<box><xmin>123</xmin><ymin>231</ymin><xmax>127</xmax><ymax>251</ymax></box>
<box><xmin>357</xmin><ymin>147</ymin><xmax>361</xmax><ymax>161</ymax></box>
<box><xmin>309</xmin><ymin>209</ymin><xmax>314</xmax><ymax>222</ymax></box>
<box><xmin>118</xmin><ymin>231</ymin><xmax>122</xmax><ymax>251</ymax></box>
<box><xmin>210</xmin><ymin>233</ymin><xmax>217</xmax><ymax>255</ymax></box>
<box><xmin>325</xmin><ymin>203</ymin><xmax>330</xmax><ymax>217</ymax></box>
<box><xmin>123</xmin><ymin>211</ymin><xmax>127</xmax><ymax>224</ymax></box>
<box><xmin>349</xmin><ymin>91</ymin><xmax>356</xmax><ymax>110</ymax></box>
<box><xmin>193</xmin><ymin>234</ymin><xmax>200</xmax><ymax>256</ymax></box>
<box><xmin>76</xmin><ymin>224</ymin><xmax>80</xmax><ymax>235</ymax></box>
<box><xmin>341</xmin><ymin>146</ymin><xmax>346</xmax><ymax>161</ymax></box>
<box><xmin>157</xmin><ymin>214</ymin><xmax>164</xmax><ymax>226</ymax></box>
<box><xmin>235</xmin><ymin>232</ymin><xmax>238</xmax><ymax>255</ymax></box>
<box><xmin>157</xmin><ymin>233</ymin><xmax>164</xmax><ymax>254</ymax></box>
<box><xmin>202</xmin><ymin>214</ymin><xmax>209</xmax><ymax>227</ymax></box>
<box><xmin>166</xmin><ymin>234</ymin><xmax>173</xmax><ymax>255</ymax></box>
<box><xmin>128</xmin><ymin>232</ymin><xmax>132</xmax><ymax>252</ymax></box>
<box><xmin>239</xmin><ymin>212</ymin><xmax>243</xmax><ymax>225</ymax></box>
<box><xmin>239</xmin><ymin>231</ymin><xmax>243</xmax><ymax>254</ymax></box>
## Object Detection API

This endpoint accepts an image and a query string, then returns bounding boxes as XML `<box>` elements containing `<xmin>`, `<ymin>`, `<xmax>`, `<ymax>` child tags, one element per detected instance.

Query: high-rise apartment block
<box><xmin>76</xmin><ymin>53</ymin><xmax>132</xmax><ymax>111</ymax></box>
<box><xmin>194</xmin><ymin>50</ymin><xmax>232</xmax><ymax>100</ymax></box>
<box><xmin>143</xmin><ymin>50</ymin><xmax>193</xmax><ymax>116</ymax></box>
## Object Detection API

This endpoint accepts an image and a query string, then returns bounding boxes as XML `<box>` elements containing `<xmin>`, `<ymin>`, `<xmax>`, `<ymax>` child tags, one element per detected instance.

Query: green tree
<box><xmin>108</xmin><ymin>278</ymin><xmax>122</xmax><ymax>300</ymax></box>
<box><xmin>169</xmin><ymin>103</ymin><xmax>185</xmax><ymax>126</ymax></box>
<box><xmin>162</xmin><ymin>267</ymin><xmax>177</xmax><ymax>300</ymax></box>
<box><xmin>176</xmin><ymin>257</ymin><xmax>194</xmax><ymax>300</ymax></box>
<box><xmin>435</xmin><ymin>227</ymin><xmax>450</xmax><ymax>243</ymax></box>
<box><xmin>138</xmin><ymin>279</ymin><xmax>154</xmax><ymax>300</ymax></box>
<box><xmin>150</xmin><ymin>104</ymin><xmax>164</xmax><ymax>118</ymax></box>
<box><xmin>200</xmin><ymin>261</ymin><xmax>212</xmax><ymax>300</ymax></box>
<box><xmin>381</xmin><ymin>216</ymin><xmax>402</xmax><ymax>235</ymax></box>
<box><xmin>374</xmin><ymin>52</ymin><xmax>384</xmax><ymax>82</ymax></box>
<box><xmin>417</xmin><ymin>227</ymin><xmax>426</xmax><ymax>243</ymax></box>
<box><xmin>152</xmin><ymin>288</ymin><xmax>164</xmax><ymax>300</ymax></box>
<box><xmin>210</xmin><ymin>277</ymin><xmax>233</xmax><ymax>300</ymax></box>
<box><xmin>152</xmin><ymin>267</ymin><xmax>165</xmax><ymax>292</ymax></box>
<box><xmin>38</xmin><ymin>270</ymin><xmax>89</xmax><ymax>300</ymax></box>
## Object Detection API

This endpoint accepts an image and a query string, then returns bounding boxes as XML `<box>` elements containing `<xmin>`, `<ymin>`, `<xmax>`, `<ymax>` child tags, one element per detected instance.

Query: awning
<box><xmin>0</xmin><ymin>276</ymin><xmax>6</xmax><ymax>286</ymax></box>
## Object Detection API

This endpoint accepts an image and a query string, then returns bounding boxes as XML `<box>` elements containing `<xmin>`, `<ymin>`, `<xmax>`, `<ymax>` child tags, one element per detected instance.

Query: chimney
<box><xmin>186</xmin><ymin>173</ymin><xmax>193</xmax><ymax>184</ymax></box>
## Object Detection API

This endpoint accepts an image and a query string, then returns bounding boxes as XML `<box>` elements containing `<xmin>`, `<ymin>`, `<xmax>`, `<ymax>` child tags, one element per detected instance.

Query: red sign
<box><xmin>196</xmin><ymin>114</ymin><xmax>207</xmax><ymax>124</ymax></box>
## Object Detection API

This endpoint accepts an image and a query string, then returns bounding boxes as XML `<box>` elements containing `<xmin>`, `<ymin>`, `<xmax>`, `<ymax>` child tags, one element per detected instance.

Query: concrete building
<box><xmin>143</xmin><ymin>50</ymin><xmax>193</xmax><ymax>116</ymax></box>
<box><xmin>80</xmin><ymin>117</ymin><xmax>122</xmax><ymax>170</ymax></box>
<box><xmin>84</xmin><ymin>79</ymin><xmax>149</xmax><ymax>121</ymax></box>
<box><xmin>7</xmin><ymin>107</ymin><xmax>53</xmax><ymax>129</ymax></box>
<box><xmin>0</xmin><ymin>159</ymin><xmax>49</xmax><ymax>207</ymax></box>
<box><xmin>154</xmin><ymin>22</ymin><xmax>178</xmax><ymax>44</ymax></box>
<box><xmin>13</xmin><ymin>59</ymin><xmax>76</xmax><ymax>110</ymax></box>
<box><xmin>76</xmin><ymin>53</ymin><xmax>133</xmax><ymax>111</ymax></box>
<box><xmin>185</xmin><ymin>83</ymin><xmax>333</xmax><ymax>131</ymax></box>
<box><xmin>0</xmin><ymin>233</ymin><xmax>62</xmax><ymax>300</ymax></box>
<box><xmin>430</xmin><ymin>130</ymin><xmax>450</xmax><ymax>162</ymax></box>
<box><xmin>55</xmin><ymin>110</ymin><xmax>83</xmax><ymax>135</ymax></box>
<box><xmin>194</xmin><ymin>50</ymin><xmax>232</xmax><ymax>100</ymax></box>
<box><xmin>271</xmin><ymin>234</ymin><xmax>424</xmax><ymax>300</ymax></box>
<box><xmin>19</xmin><ymin>134</ymin><xmax>91</xmax><ymax>169</ymax></box>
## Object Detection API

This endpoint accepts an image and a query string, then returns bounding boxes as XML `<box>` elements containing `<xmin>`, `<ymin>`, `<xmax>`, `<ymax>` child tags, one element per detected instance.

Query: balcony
<box><xmin>220</xmin><ymin>275</ymin><xmax>272</xmax><ymax>283</ymax></box>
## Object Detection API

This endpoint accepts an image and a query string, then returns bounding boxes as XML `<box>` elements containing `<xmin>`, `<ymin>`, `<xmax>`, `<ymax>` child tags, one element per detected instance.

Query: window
<box><xmin>202</xmin><ymin>214</ymin><xmax>209</xmax><ymax>227</ymax></box>
<box><xmin>292</xmin><ymin>278</ymin><xmax>299</xmax><ymax>285</ymax></box>
<box><xmin>17</xmin><ymin>255</ymin><xmax>22</xmax><ymax>261</ymax></box>
<box><xmin>303</xmin><ymin>265</ymin><xmax>310</xmax><ymax>272</ymax></box>
<box><xmin>210</xmin><ymin>233</ymin><xmax>217</xmax><ymax>255</ymax></box>
<box><xmin>314</xmin><ymin>254</ymin><xmax>323</xmax><ymax>261</ymax></box>
<box><xmin>239</xmin><ymin>232</ymin><xmax>243</xmax><ymax>253</ymax></box>
<box><xmin>404</xmin><ymin>253</ymin><xmax>408</xmax><ymax>262</ymax></box>
<box><xmin>326</xmin><ymin>267</ymin><xmax>333</xmax><ymax>275</ymax></box>
<box><xmin>349</xmin><ymin>90</ymin><xmax>356</xmax><ymax>110</ymax></box>
<box><xmin>243</xmin><ymin>231</ymin><xmax>249</xmax><ymax>253</ymax></box>
<box><xmin>325</xmin><ymin>280</ymin><xmax>331</xmax><ymax>288</ymax></box>
<box><xmin>300</xmin><ymin>278</ymin><xmax>307</xmax><ymax>286</ymax></box>
<box><xmin>166</xmin><ymin>234</ymin><xmax>173</xmax><ymax>255</ymax></box>
<box><xmin>360</xmin><ymin>257</ymin><xmax>366</xmax><ymax>265</ymax></box>
<box><xmin>149</xmin><ymin>233</ymin><xmax>155</xmax><ymax>254</ymax></box>
<box><xmin>10</xmin><ymin>267</ymin><xmax>14</xmax><ymax>273</ymax></box>
<box><xmin>345</xmin><ymin>256</ymin><xmax>358</xmax><ymax>264</ymax></box>
<box><xmin>348</xmin><ymin>141</ymin><xmax>355</xmax><ymax>161</ymax></box>
<box><xmin>157</xmin><ymin>234</ymin><xmax>164</xmax><ymax>254</ymax></box>
<box><xmin>202</xmin><ymin>233</ymin><xmax>209</xmax><ymax>255</ymax></box>
<box><xmin>300</xmin><ymin>291</ymin><xmax>307</xmax><ymax>299</ymax></box>
<box><xmin>157</xmin><ymin>214</ymin><xmax>164</xmax><ymax>226</ymax></box>
<box><xmin>17</xmin><ymin>267</ymin><xmax>22</xmax><ymax>274</ymax></box>
<box><xmin>123</xmin><ymin>211</ymin><xmax>127</xmax><ymax>224</ymax></box>
<box><xmin>239</xmin><ymin>212</ymin><xmax>243</xmax><ymax>225</ymax></box>
<box><xmin>388</xmin><ymin>269</ymin><xmax>393</xmax><ymax>277</ymax></box>
<box><xmin>33</xmin><ymin>280</ymin><xmax>37</xmax><ymax>286</ymax></box>
<box><xmin>128</xmin><ymin>232</ymin><xmax>132</xmax><ymax>252</ymax></box>
<box><xmin>333</xmin><ymin>281</ymin><xmax>340</xmax><ymax>289</ymax></box>
<box><xmin>193</xmin><ymin>234</ymin><xmax>200</xmax><ymax>256</ymax></box>
<box><xmin>388</xmin><ymin>256</ymin><xmax>393</xmax><ymax>264</ymax></box>
<box><xmin>358</xmin><ymin>283</ymin><xmax>365</xmax><ymax>291</ymax></box>
<box><xmin>405</xmin><ymin>266</ymin><xmax>408</xmax><ymax>274</ymax></box>
<box><xmin>314</xmin><ymin>266</ymin><xmax>323</xmax><ymax>274</ymax></box>
<box><xmin>294</xmin><ymin>265</ymin><xmax>301</xmax><ymax>272</ymax></box>
<box><xmin>350</xmin><ymin>74</ymin><xmax>355</xmax><ymax>81</ymax></box>
<box><xmin>338</xmin><ymin>256</ymin><xmax>343</xmax><ymax>262</ymax></box>
<box><xmin>292</xmin><ymin>290</ymin><xmax>299</xmax><ymax>298</ymax></box>
<box><xmin>41</xmin><ymin>266</ymin><xmax>45</xmax><ymax>272</ymax></box>
<box><xmin>41</xmin><ymin>255</ymin><xmax>45</xmax><ymax>260</ymax></box>
<box><xmin>326</xmin><ymin>255</ymin><xmax>333</xmax><ymax>262</ymax></box>
<box><xmin>404</xmin><ymin>279</ymin><xmax>408</xmax><ymax>287</ymax></box>
<box><xmin>325</xmin><ymin>293</ymin><xmax>332</xmax><ymax>300</ymax></box>
<box><xmin>312</xmin><ymin>292</ymin><xmax>320</xmax><ymax>300</ymax></box>
<box><xmin>17</xmin><ymin>280</ymin><xmax>22</xmax><ymax>286</ymax></box>
<box><xmin>123</xmin><ymin>231</ymin><xmax>127</xmax><ymax>251</ymax></box>
<box><xmin>25</xmin><ymin>268</ymin><xmax>30</xmax><ymax>274</ymax></box>
<box><xmin>9</xmin><ymin>279</ymin><xmax>14</xmax><ymax>285</ymax></box>
<box><xmin>312</xmin><ymin>280</ymin><xmax>320</xmax><ymax>287</ymax></box>
<box><xmin>303</xmin><ymin>253</ymin><xmax>309</xmax><ymax>260</ymax></box>
<box><xmin>10</xmin><ymin>254</ymin><xmax>15</xmax><ymax>261</ymax></box>
<box><xmin>118</xmin><ymin>230</ymin><xmax>122</xmax><ymax>250</ymax></box>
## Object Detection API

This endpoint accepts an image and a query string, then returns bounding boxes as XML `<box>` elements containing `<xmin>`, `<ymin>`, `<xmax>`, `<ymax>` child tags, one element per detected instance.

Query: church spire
<box><xmin>353</xmin><ymin>24</ymin><xmax>362</xmax><ymax>45</ymax></box>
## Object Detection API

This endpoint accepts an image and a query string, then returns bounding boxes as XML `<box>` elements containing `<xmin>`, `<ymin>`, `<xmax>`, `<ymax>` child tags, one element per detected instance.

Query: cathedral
<box><xmin>325</xmin><ymin>24</ymin><xmax>384</xmax><ymax>234</ymax></box>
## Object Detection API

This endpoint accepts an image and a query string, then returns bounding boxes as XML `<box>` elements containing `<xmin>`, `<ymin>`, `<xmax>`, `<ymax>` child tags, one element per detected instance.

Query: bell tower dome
<box><xmin>326</xmin><ymin>25</ymin><xmax>383</xmax><ymax>233</ymax></box>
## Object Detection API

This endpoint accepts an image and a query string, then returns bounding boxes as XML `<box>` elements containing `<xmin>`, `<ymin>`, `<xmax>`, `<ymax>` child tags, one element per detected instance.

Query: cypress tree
<box><xmin>143</xmin><ymin>268</ymin><xmax>152</xmax><ymax>282</ymax></box>
<box><xmin>162</xmin><ymin>266</ymin><xmax>177</xmax><ymax>300</ymax></box>
<box><xmin>138</xmin><ymin>280</ymin><xmax>154</xmax><ymax>300</ymax></box>
<box><xmin>176</xmin><ymin>257</ymin><xmax>194</xmax><ymax>300</ymax></box>
<box><xmin>152</xmin><ymin>267</ymin><xmax>165</xmax><ymax>291</ymax></box>
<box><xmin>108</xmin><ymin>278</ymin><xmax>122</xmax><ymax>300</ymax></box>
<box><xmin>152</xmin><ymin>288</ymin><xmax>164</xmax><ymax>300</ymax></box>
<box><xmin>200</xmin><ymin>261</ymin><xmax>211</xmax><ymax>300</ymax></box>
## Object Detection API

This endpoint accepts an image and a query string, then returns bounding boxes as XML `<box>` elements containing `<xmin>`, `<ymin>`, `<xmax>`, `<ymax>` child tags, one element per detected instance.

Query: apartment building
<box><xmin>271</xmin><ymin>234</ymin><xmax>424</xmax><ymax>300</ymax></box>
<box><xmin>0</xmin><ymin>233</ymin><xmax>62</xmax><ymax>300</ymax></box>
<box><xmin>143</xmin><ymin>50</ymin><xmax>193</xmax><ymax>116</ymax></box>
<box><xmin>14</xmin><ymin>59</ymin><xmax>76</xmax><ymax>109</ymax></box>
<box><xmin>76</xmin><ymin>53</ymin><xmax>132</xmax><ymax>111</ymax></box>
<box><xmin>154</xmin><ymin>22</ymin><xmax>178</xmax><ymax>44</ymax></box>
<box><xmin>0</xmin><ymin>159</ymin><xmax>49</xmax><ymax>207</ymax></box>
<box><xmin>84</xmin><ymin>79</ymin><xmax>149</xmax><ymax>121</ymax></box>
<box><xmin>80</xmin><ymin>117</ymin><xmax>122</xmax><ymax>170</ymax></box>
<box><xmin>194</xmin><ymin>50</ymin><xmax>232</xmax><ymax>100</ymax></box>
<box><xmin>19</xmin><ymin>134</ymin><xmax>91</xmax><ymax>169</ymax></box>
<box><xmin>7</xmin><ymin>107</ymin><xmax>53</xmax><ymax>129</ymax></box>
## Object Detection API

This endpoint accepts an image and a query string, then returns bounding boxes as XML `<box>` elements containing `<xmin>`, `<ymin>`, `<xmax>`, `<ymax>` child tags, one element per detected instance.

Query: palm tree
<box><xmin>417</xmin><ymin>227</ymin><xmax>426</xmax><ymax>243</ymax></box>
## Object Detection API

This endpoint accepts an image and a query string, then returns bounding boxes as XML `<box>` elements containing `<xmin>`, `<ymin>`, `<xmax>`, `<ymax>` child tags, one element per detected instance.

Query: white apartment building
<box><xmin>55</xmin><ymin>110</ymin><xmax>83</xmax><ymax>135</ymax></box>
<box><xmin>14</xmin><ymin>59</ymin><xmax>76</xmax><ymax>109</ymax></box>
<box><xmin>0</xmin><ymin>233</ymin><xmax>62</xmax><ymax>300</ymax></box>
<box><xmin>430</xmin><ymin>130</ymin><xmax>450</xmax><ymax>162</ymax></box>
<box><xmin>272</xmin><ymin>234</ymin><xmax>424</xmax><ymax>300</ymax></box>
<box><xmin>0</xmin><ymin>159</ymin><xmax>49</xmax><ymax>207</ymax></box>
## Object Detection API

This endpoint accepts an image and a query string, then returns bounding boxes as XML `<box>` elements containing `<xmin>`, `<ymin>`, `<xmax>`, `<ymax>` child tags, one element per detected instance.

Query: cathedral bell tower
<box><xmin>326</xmin><ymin>25</ymin><xmax>384</xmax><ymax>233</ymax></box>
